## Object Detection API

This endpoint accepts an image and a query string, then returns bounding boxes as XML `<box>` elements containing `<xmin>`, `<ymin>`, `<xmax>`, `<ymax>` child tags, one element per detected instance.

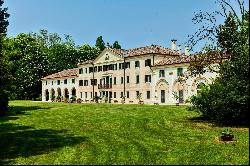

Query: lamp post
<box><xmin>123</xmin><ymin>54</ymin><xmax>128</xmax><ymax>104</ymax></box>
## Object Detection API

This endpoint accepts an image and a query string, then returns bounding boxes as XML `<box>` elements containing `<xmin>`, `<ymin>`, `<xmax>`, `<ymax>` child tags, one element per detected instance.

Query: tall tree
<box><xmin>112</xmin><ymin>41</ymin><xmax>121</xmax><ymax>49</ymax></box>
<box><xmin>95</xmin><ymin>36</ymin><xmax>105</xmax><ymax>51</ymax></box>
<box><xmin>0</xmin><ymin>0</ymin><xmax>10</xmax><ymax>115</ymax></box>
<box><xmin>187</xmin><ymin>0</ymin><xmax>249</xmax><ymax>124</ymax></box>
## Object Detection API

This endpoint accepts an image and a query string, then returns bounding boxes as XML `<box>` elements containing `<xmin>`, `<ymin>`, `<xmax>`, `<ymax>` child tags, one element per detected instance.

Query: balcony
<box><xmin>98</xmin><ymin>84</ymin><xmax>112</xmax><ymax>89</ymax></box>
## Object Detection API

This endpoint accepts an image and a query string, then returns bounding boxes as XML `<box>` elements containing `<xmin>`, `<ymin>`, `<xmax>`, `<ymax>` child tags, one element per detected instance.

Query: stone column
<box><xmin>48</xmin><ymin>90</ymin><xmax>51</xmax><ymax>102</ymax></box>
<box><xmin>42</xmin><ymin>90</ymin><xmax>46</xmax><ymax>101</ymax></box>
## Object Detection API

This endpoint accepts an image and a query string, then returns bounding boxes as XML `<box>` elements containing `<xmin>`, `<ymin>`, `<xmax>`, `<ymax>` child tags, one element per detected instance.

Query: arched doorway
<box><xmin>71</xmin><ymin>87</ymin><xmax>76</xmax><ymax>97</ymax></box>
<box><xmin>172</xmin><ymin>80</ymin><xmax>188</xmax><ymax>104</ymax></box>
<box><xmin>50</xmin><ymin>89</ymin><xmax>55</xmax><ymax>101</ymax></box>
<box><xmin>191</xmin><ymin>77</ymin><xmax>208</xmax><ymax>95</ymax></box>
<box><xmin>57</xmin><ymin>88</ymin><xmax>62</xmax><ymax>102</ymax></box>
<box><xmin>45</xmin><ymin>89</ymin><xmax>49</xmax><ymax>101</ymax></box>
<box><xmin>155</xmin><ymin>79</ymin><xmax>169</xmax><ymax>103</ymax></box>
<box><xmin>64</xmin><ymin>88</ymin><xmax>69</xmax><ymax>99</ymax></box>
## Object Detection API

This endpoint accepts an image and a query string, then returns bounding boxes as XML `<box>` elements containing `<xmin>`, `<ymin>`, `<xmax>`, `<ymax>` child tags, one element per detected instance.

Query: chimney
<box><xmin>185</xmin><ymin>46</ymin><xmax>190</xmax><ymax>55</ymax></box>
<box><xmin>171</xmin><ymin>39</ymin><xmax>177</xmax><ymax>50</ymax></box>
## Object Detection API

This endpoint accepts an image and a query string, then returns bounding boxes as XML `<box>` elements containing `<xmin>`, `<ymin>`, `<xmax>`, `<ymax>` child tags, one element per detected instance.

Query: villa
<box><xmin>41</xmin><ymin>40</ymin><xmax>217</xmax><ymax>105</ymax></box>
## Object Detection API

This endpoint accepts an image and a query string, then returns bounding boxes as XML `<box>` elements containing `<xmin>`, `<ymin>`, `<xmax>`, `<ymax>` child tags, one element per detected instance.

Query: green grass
<box><xmin>0</xmin><ymin>101</ymin><xmax>249</xmax><ymax>165</ymax></box>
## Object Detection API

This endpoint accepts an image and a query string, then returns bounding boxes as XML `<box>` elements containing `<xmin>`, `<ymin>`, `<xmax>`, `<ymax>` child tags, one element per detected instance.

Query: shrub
<box><xmin>188</xmin><ymin>79</ymin><xmax>248</xmax><ymax>124</ymax></box>
<box><xmin>76</xmin><ymin>98</ymin><xmax>82</xmax><ymax>103</ymax></box>
<box><xmin>70</xmin><ymin>96</ymin><xmax>76</xmax><ymax>103</ymax></box>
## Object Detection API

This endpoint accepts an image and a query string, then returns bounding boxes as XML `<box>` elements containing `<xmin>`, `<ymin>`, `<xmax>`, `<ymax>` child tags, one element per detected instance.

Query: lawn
<box><xmin>0</xmin><ymin>101</ymin><xmax>249</xmax><ymax>165</ymax></box>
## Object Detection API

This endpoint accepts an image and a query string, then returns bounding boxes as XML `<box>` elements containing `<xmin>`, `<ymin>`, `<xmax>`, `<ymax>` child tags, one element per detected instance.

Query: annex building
<box><xmin>41</xmin><ymin>40</ymin><xmax>217</xmax><ymax>105</ymax></box>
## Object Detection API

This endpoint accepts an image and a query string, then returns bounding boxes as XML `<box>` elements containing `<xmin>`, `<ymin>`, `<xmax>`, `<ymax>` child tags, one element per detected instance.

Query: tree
<box><xmin>0</xmin><ymin>0</ymin><xmax>10</xmax><ymax>115</ymax></box>
<box><xmin>95</xmin><ymin>36</ymin><xmax>105</xmax><ymax>51</ymax></box>
<box><xmin>187</xmin><ymin>0</ymin><xmax>249</xmax><ymax>124</ymax></box>
<box><xmin>112</xmin><ymin>41</ymin><xmax>121</xmax><ymax>49</ymax></box>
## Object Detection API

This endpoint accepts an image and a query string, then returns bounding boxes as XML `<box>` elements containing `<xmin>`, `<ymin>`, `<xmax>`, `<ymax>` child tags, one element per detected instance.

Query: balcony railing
<box><xmin>98</xmin><ymin>84</ymin><xmax>112</xmax><ymax>89</ymax></box>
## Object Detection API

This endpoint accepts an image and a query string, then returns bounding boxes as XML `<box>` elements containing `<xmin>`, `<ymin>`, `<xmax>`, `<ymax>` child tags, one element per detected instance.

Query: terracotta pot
<box><xmin>221</xmin><ymin>135</ymin><xmax>234</xmax><ymax>141</ymax></box>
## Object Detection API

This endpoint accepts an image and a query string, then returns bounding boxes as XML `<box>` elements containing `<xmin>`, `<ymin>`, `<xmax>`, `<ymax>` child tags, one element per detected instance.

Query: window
<box><xmin>91</xmin><ymin>79</ymin><xmax>97</xmax><ymax>86</ymax></box>
<box><xmin>114</xmin><ymin>64</ymin><xmax>117</xmax><ymax>70</ymax></box>
<box><xmin>79</xmin><ymin>68</ymin><xmax>83</xmax><ymax>74</ymax></box>
<box><xmin>127</xmin><ymin>76</ymin><xmax>129</xmax><ymax>83</ymax></box>
<box><xmin>125</xmin><ymin>62</ymin><xmax>130</xmax><ymax>69</ymax></box>
<box><xmin>91</xmin><ymin>92</ymin><xmax>92</xmax><ymax>98</ymax></box>
<box><xmin>135</xmin><ymin>61</ymin><xmax>140</xmax><ymax>68</ymax></box>
<box><xmin>84</xmin><ymin>80</ymin><xmax>88</xmax><ymax>86</ymax></box>
<box><xmin>80</xmin><ymin>92</ymin><xmax>82</xmax><ymax>98</ymax></box>
<box><xmin>119</xmin><ymin>63</ymin><xmax>124</xmax><ymax>70</ymax></box>
<box><xmin>159</xmin><ymin>70</ymin><xmax>165</xmax><ymax>77</ymax></box>
<box><xmin>79</xmin><ymin>80</ymin><xmax>83</xmax><ymax>86</ymax></box>
<box><xmin>136</xmin><ymin>75</ymin><xmax>140</xmax><ymax>84</ymax></box>
<box><xmin>85</xmin><ymin>68</ymin><xmax>87</xmax><ymax>73</ymax></box>
<box><xmin>177</xmin><ymin>68</ymin><xmax>183</xmax><ymax>76</ymax></box>
<box><xmin>72</xmin><ymin>79</ymin><xmax>75</xmax><ymax>84</ymax></box>
<box><xmin>136</xmin><ymin>91</ymin><xmax>140</xmax><ymax>97</ymax></box>
<box><xmin>52</xmin><ymin>81</ymin><xmax>53</xmax><ymax>85</ymax></box>
<box><xmin>64</xmin><ymin>79</ymin><xmax>67</xmax><ymax>84</ymax></box>
<box><xmin>57</xmin><ymin>80</ymin><xmax>60</xmax><ymax>85</ymax></box>
<box><xmin>109</xmin><ymin>64</ymin><xmax>114</xmax><ymax>70</ymax></box>
<box><xmin>114</xmin><ymin>77</ymin><xmax>116</xmax><ymax>85</ymax></box>
<box><xmin>89</xmin><ymin>67</ymin><xmax>93</xmax><ymax>73</ymax></box>
<box><xmin>145</xmin><ymin>75</ymin><xmax>151</xmax><ymax>83</ymax></box>
<box><xmin>95</xmin><ymin>92</ymin><xmax>97</xmax><ymax>97</ymax></box>
<box><xmin>114</xmin><ymin>92</ymin><xmax>116</xmax><ymax>98</ymax></box>
<box><xmin>121</xmin><ymin>92</ymin><xmax>123</xmax><ymax>98</ymax></box>
<box><xmin>98</xmin><ymin>66</ymin><xmax>102</xmax><ymax>72</ymax></box>
<box><xmin>127</xmin><ymin>91</ymin><xmax>129</xmax><ymax>98</ymax></box>
<box><xmin>103</xmin><ymin>65</ymin><xmax>108</xmax><ymax>71</ymax></box>
<box><xmin>145</xmin><ymin>59</ymin><xmax>151</xmax><ymax>67</ymax></box>
<box><xmin>147</xmin><ymin>91</ymin><xmax>150</xmax><ymax>99</ymax></box>
<box><xmin>85</xmin><ymin>92</ymin><xmax>87</xmax><ymax>98</ymax></box>
<box><xmin>94</xmin><ymin>66</ymin><xmax>97</xmax><ymax>72</ymax></box>
<box><xmin>121</xmin><ymin>77</ymin><xmax>124</xmax><ymax>84</ymax></box>
<box><xmin>46</xmin><ymin>81</ymin><xmax>47</xmax><ymax>85</ymax></box>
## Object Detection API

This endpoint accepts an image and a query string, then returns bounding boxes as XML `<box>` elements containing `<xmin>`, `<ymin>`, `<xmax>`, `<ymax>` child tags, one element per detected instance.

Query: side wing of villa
<box><xmin>41</xmin><ymin>40</ymin><xmax>217</xmax><ymax>105</ymax></box>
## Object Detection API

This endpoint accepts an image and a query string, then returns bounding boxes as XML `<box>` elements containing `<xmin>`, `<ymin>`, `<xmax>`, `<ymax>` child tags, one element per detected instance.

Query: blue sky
<box><xmin>3</xmin><ymin>0</ymin><xmax>243</xmax><ymax>52</ymax></box>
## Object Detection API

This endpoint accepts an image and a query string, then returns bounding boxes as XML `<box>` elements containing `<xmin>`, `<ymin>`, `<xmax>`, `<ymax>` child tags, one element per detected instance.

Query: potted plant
<box><xmin>70</xmin><ymin>96</ymin><xmax>77</xmax><ymax>103</ymax></box>
<box><xmin>220</xmin><ymin>128</ymin><xmax>234</xmax><ymax>141</ymax></box>
<box><xmin>56</xmin><ymin>95</ymin><xmax>61</xmax><ymax>102</ymax></box>
<box><xmin>50</xmin><ymin>94</ymin><xmax>56</xmax><ymax>102</ymax></box>
<box><xmin>136</xmin><ymin>93</ymin><xmax>144</xmax><ymax>104</ymax></box>
<box><xmin>172</xmin><ymin>92</ymin><xmax>179</xmax><ymax>106</ymax></box>
<box><xmin>94</xmin><ymin>96</ymin><xmax>101</xmax><ymax>103</ymax></box>
<box><xmin>121</xmin><ymin>96</ymin><xmax>125</xmax><ymax>104</ymax></box>
<box><xmin>76</xmin><ymin>98</ymin><xmax>82</xmax><ymax>103</ymax></box>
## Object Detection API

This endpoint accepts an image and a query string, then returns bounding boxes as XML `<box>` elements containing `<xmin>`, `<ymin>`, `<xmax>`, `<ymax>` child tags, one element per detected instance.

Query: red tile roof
<box><xmin>154</xmin><ymin>55</ymin><xmax>192</xmax><ymax>66</ymax></box>
<box><xmin>109</xmin><ymin>45</ymin><xmax>182</xmax><ymax>57</ymax></box>
<box><xmin>42</xmin><ymin>68</ymin><xmax>78</xmax><ymax>80</ymax></box>
<box><xmin>153</xmin><ymin>52</ymin><xmax>229</xmax><ymax>66</ymax></box>
<box><xmin>126</xmin><ymin>45</ymin><xmax>181</xmax><ymax>57</ymax></box>
<box><xmin>78</xmin><ymin>45</ymin><xmax>182</xmax><ymax>65</ymax></box>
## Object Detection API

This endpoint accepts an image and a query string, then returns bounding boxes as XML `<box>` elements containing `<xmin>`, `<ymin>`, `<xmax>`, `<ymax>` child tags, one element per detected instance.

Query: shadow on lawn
<box><xmin>0</xmin><ymin>123</ymin><xmax>87</xmax><ymax>164</ymax></box>
<box><xmin>8</xmin><ymin>105</ymin><xmax>51</xmax><ymax>115</ymax></box>
<box><xmin>0</xmin><ymin>105</ymin><xmax>52</xmax><ymax>123</ymax></box>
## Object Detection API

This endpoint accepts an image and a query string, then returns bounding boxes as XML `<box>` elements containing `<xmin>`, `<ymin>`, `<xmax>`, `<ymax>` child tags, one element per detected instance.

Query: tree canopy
<box><xmin>0</xmin><ymin>0</ymin><xmax>10</xmax><ymax>115</ymax></box>
<box><xmin>187</xmin><ymin>0</ymin><xmax>249</xmax><ymax>125</ymax></box>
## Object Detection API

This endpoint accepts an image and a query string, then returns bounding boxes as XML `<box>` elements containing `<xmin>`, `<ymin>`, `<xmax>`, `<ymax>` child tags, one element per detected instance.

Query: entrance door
<box><xmin>179</xmin><ymin>90</ymin><xmax>184</xmax><ymax>103</ymax></box>
<box><xmin>161</xmin><ymin>90</ymin><xmax>165</xmax><ymax>103</ymax></box>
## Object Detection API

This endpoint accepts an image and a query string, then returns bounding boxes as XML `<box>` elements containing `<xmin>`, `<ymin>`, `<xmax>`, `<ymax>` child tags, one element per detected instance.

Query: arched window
<box><xmin>197</xmin><ymin>82</ymin><xmax>205</xmax><ymax>93</ymax></box>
